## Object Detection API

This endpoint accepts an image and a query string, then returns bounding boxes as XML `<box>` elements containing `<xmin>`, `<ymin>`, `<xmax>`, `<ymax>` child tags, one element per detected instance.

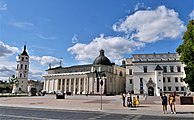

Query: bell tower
<box><xmin>14</xmin><ymin>44</ymin><xmax>29</xmax><ymax>93</ymax></box>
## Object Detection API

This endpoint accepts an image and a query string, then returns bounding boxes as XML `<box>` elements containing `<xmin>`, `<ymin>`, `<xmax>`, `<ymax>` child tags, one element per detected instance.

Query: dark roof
<box><xmin>155</xmin><ymin>65</ymin><xmax>163</xmax><ymax>70</ymax></box>
<box><xmin>21</xmin><ymin>45</ymin><xmax>29</xmax><ymax>56</ymax></box>
<box><xmin>93</xmin><ymin>49</ymin><xmax>112</xmax><ymax>66</ymax></box>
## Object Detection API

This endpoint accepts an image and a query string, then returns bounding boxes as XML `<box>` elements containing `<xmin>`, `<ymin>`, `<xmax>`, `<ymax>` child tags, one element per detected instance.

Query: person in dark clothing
<box><xmin>121</xmin><ymin>93</ymin><xmax>126</xmax><ymax>107</ymax></box>
<box><xmin>161</xmin><ymin>93</ymin><xmax>168</xmax><ymax>114</ymax></box>
<box><xmin>127</xmin><ymin>97</ymin><xmax>133</xmax><ymax>107</ymax></box>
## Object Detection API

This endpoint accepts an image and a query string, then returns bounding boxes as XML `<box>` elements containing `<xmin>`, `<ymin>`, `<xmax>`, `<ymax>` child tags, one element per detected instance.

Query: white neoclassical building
<box><xmin>125</xmin><ymin>53</ymin><xmax>189</xmax><ymax>96</ymax></box>
<box><xmin>43</xmin><ymin>49</ymin><xmax>126</xmax><ymax>95</ymax></box>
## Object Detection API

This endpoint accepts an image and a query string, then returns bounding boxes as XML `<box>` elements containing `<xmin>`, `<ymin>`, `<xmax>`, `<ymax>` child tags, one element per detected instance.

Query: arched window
<box><xmin>119</xmin><ymin>71</ymin><xmax>123</xmax><ymax>77</ymax></box>
<box><xmin>20</xmin><ymin>64</ymin><xmax>23</xmax><ymax>69</ymax></box>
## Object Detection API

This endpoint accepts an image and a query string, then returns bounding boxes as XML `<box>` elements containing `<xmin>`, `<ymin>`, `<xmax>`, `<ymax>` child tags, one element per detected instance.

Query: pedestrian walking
<box><xmin>161</xmin><ymin>93</ymin><xmax>168</xmax><ymax>114</ymax></box>
<box><xmin>169</xmin><ymin>94</ymin><xmax>176</xmax><ymax>114</ymax></box>
<box><xmin>121</xmin><ymin>93</ymin><xmax>126</xmax><ymax>107</ymax></box>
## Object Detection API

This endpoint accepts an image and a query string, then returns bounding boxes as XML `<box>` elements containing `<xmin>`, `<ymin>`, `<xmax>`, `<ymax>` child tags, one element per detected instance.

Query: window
<box><xmin>177</xmin><ymin>66</ymin><xmax>181</xmax><ymax>72</ymax></box>
<box><xmin>140</xmin><ymin>78</ymin><xmax>143</xmax><ymax>91</ymax></box>
<box><xmin>20</xmin><ymin>73</ymin><xmax>22</xmax><ymax>77</ymax></box>
<box><xmin>143</xmin><ymin>66</ymin><xmax>147</xmax><ymax>73</ymax></box>
<box><xmin>24</xmin><ymin>74</ymin><xmax>26</xmax><ymax>77</ymax></box>
<box><xmin>25</xmin><ymin>65</ymin><xmax>27</xmax><ymax>70</ymax></box>
<box><xmin>163</xmin><ymin>87</ymin><xmax>166</xmax><ymax>91</ymax></box>
<box><xmin>181</xmin><ymin>87</ymin><xmax>185</xmax><ymax>91</ymax></box>
<box><xmin>163</xmin><ymin>66</ymin><xmax>167</xmax><ymax>73</ymax></box>
<box><xmin>97</xmin><ymin>78</ymin><xmax>99</xmax><ymax>92</ymax></box>
<box><xmin>129</xmin><ymin>69</ymin><xmax>132</xmax><ymax>75</ymax></box>
<box><xmin>140</xmin><ymin>78</ymin><xmax>143</xmax><ymax>83</ymax></box>
<box><xmin>168</xmin><ymin>87</ymin><xmax>171</xmax><ymax>91</ymax></box>
<box><xmin>17</xmin><ymin>64</ymin><xmax>19</xmax><ymax>70</ymax></box>
<box><xmin>168</xmin><ymin>77</ymin><xmax>171</xmax><ymax>82</ymax></box>
<box><xmin>180</xmin><ymin>77</ymin><xmax>183</xmax><ymax>82</ymax></box>
<box><xmin>175</xmin><ymin>77</ymin><xmax>178</xmax><ymax>82</ymax></box>
<box><xmin>170</xmin><ymin>66</ymin><xmax>174</xmax><ymax>72</ymax></box>
<box><xmin>20</xmin><ymin>64</ymin><xmax>23</xmax><ymax>69</ymax></box>
<box><xmin>175</xmin><ymin>87</ymin><xmax>179</xmax><ymax>91</ymax></box>
<box><xmin>22</xmin><ymin>57</ymin><xmax>24</xmax><ymax>61</ymax></box>
<box><xmin>129</xmin><ymin>79</ymin><xmax>133</xmax><ymax>84</ymax></box>
<box><xmin>163</xmin><ymin>77</ymin><xmax>165</xmax><ymax>82</ymax></box>
<box><xmin>119</xmin><ymin>71</ymin><xmax>123</xmax><ymax>77</ymax></box>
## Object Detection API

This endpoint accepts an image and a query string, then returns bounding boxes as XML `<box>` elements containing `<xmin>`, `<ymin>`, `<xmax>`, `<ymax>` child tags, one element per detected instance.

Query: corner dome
<box><xmin>93</xmin><ymin>49</ymin><xmax>112</xmax><ymax>66</ymax></box>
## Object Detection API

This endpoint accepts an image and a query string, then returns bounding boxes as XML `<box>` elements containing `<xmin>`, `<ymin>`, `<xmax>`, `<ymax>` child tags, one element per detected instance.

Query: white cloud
<box><xmin>36</xmin><ymin>34</ymin><xmax>56</xmax><ymax>40</ymax></box>
<box><xmin>0</xmin><ymin>1</ymin><xmax>7</xmax><ymax>11</ymax></box>
<box><xmin>189</xmin><ymin>10</ymin><xmax>194</xmax><ymax>19</ymax></box>
<box><xmin>29</xmin><ymin>69</ymin><xmax>45</xmax><ymax>80</ymax></box>
<box><xmin>0</xmin><ymin>57</ymin><xmax>16</xmax><ymax>81</ymax></box>
<box><xmin>113</xmin><ymin>5</ymin><xmax>186</xmax><ymax>43</ymax></box>
<box><xmin>30</xmin><ymin>56</ymin><xmax>61</xmax><ymax>66</ymax></box>
<box><xmin>0</xmin><ymin>41</ymin><xmax>19</xmax><ymax>57</ymax></box>
<box><xmin>12</xmin><ymin>22</ymin><xmax>34</xmax><ymax>29</ymax></box>
<box><xmin>0</xmin><ymin>66</ymin><xmax>15</xmax><ymax>77</ymax></box>
<box><xmin>68</xmin><ymin>34</ymin><xmax>144</xmax><ymax>63</ymax></box>
<box><xmin>72</xmin><ymin>34</ymin><xmax>78</xmax><ymax>43</ymax></box>
<box><xmin>134</xmin><ymin>2</ymin><xmax>150</xmax><ymax>11</ymax></box>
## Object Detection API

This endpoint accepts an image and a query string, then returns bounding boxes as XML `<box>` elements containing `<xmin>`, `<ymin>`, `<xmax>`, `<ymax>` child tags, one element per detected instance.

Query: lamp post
<box><xmin>95</xmin><ymin>70</ymin><xmax>106</xmax><ymax>110</ymax></box>
<box><xmin>100</xmin><ymin>79</ymin><xmax>103</xmax><ymax>110</ymax></box>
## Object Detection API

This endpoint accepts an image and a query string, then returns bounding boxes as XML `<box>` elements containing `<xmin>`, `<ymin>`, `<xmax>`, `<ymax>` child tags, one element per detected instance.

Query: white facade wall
<box><xmin>126</xmin><ymin>53</ymin><xmax>188</xmax><ymax>96</ymax></box>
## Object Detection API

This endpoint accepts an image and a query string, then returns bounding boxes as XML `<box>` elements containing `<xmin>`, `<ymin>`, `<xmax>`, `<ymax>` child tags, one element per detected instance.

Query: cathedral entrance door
<box><xmin>148</xmin><ymin>87</ymin><xmax>154</xmax><ymax>96</ymax></box>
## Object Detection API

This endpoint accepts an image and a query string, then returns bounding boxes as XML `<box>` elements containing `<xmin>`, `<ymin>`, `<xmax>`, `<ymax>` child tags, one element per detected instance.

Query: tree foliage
<box><xmin>176</xmin><ymin>20</ymin><xmax>194</xmax><ymax>91</ymax></box>
<box><xmin>9</xmin><ymin>75</ymin><xmax>19</xmax><ymax>87</ymax></box>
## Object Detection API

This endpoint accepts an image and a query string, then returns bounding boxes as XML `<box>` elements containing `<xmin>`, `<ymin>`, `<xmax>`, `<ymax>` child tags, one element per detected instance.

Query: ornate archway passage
<box><xmin>146</xmin><ymin>78</ymin><xmax>156</xmax><ymax>96</ymax></box>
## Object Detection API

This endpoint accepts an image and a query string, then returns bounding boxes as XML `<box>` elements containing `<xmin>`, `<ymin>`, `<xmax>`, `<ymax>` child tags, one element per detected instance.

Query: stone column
<box><xmin>78</xmin><ymin>78</ymin><xmax>81</xmax><ymax>94</ymax></box>
<box><xmin>48</xmin><ymin>79</ymin><xmax>50</xmax><ymax>92</ymax></box>
<box><xmin>60</xmin><ymin>79</ymin><xmax>63</xmax><ymax>90</ymax></box>
<box><xmin>53</xmin><ymin>79</ymin><xmax>55</xmax><ymax>92</ymax></box>
<box><xmin>83</xmin><ymin>77</ymin><xmax>86</xmax><ymax>94</ymax></box>
<box><xmin>69</xmin><ymin>78</ymin><xmax>71</xmax><ymax>92</ymax></box>
<box><xmin>73</xmin><ymin>78</ymin><xmax>76</xmax><ymax>94</ymax></box>
<box><xmin>64</xmin><ymin>79</ymin><xmax>66</xmax><ymax>93</ymax></box>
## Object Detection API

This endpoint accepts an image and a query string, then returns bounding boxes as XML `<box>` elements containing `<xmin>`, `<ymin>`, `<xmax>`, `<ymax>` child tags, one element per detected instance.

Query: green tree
<box><xmin>9</xmin><ymin>75</ymin><xmax>19</xmax><ymax>93</ymax></box>
<box><xmin>176</xmin><ymin>20</ymin><xmax>194</xmax><ymax>91</ymax></box>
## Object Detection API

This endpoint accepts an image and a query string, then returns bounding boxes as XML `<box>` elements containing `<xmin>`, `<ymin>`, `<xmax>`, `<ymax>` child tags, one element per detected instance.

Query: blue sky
<box><xmin>0</xmin><ymin>0</ymin><xmax>193</xmax><ymax>81</ymax></box>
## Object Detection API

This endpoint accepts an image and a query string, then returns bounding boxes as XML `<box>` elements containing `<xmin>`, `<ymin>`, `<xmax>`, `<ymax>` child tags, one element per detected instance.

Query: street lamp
<box><xmin>95</xmin><ymin>70</ymin><xmax>106</xmax><ymax>110</ymax></box>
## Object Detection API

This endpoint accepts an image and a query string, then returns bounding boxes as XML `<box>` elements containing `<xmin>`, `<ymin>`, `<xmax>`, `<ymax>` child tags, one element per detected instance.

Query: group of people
<box><xmin>161</xmin><ymin>93</ymin><xmax>176</xmax><ymax>114</ymax></box>
<box><xmin>121</xmin><ymin>93</ymin><xmax>140</xmax><ymax>107</ymax></box>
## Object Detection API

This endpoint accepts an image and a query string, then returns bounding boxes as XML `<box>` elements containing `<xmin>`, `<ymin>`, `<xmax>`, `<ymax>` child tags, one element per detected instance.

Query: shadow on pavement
<box><xmin>176</xmin><ymin>112</ymin><xmax>194</xmax><ymax>114</ymax></box>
